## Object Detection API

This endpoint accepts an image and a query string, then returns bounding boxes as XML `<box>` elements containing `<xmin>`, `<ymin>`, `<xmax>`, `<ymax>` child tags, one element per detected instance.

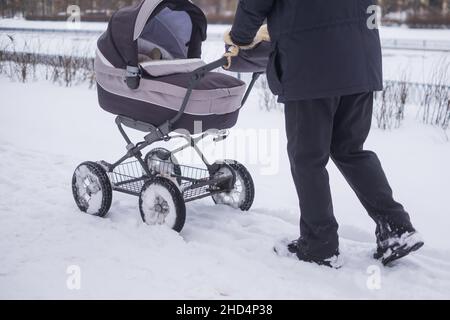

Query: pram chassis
<box><xmin>72</xmin><ymin>57</ymin><xmax>263</xmax><ymax>231</ymax></box>
<box><xmin>107</xmin><ymin>115</ymin><xmax>236</xmax><ymax>202</ymax></box>
<box><xmin>110</xmin><ymin>58</ymin><xmax>261</xmax><ymax>196</ymax></box>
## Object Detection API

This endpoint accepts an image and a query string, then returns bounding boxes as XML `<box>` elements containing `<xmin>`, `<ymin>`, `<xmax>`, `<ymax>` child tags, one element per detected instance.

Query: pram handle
<box><xmin>169</xmin><ymin>57</ymin><xmax>262</xmax><ymax>131</ymax></box>
<box><xmin>169</xmin><ymin>56</ymin><xmax>228</xmax><ymax>127</ymax></box>
<box><xmin>194</xmin><ymin>56</ymin><xmax>230</xmax><ymax>77</ymax></box>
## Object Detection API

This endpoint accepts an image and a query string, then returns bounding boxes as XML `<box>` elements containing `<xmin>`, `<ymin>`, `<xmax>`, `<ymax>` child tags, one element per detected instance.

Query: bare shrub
<box><xmin>0</xmin><ymin>42</ymin><xmax>6</xmax><ymax>74</ymax></box>
<box><xmin>256</xmin><ymin>75</ymin><xmax>282</xmax><ymax>112</ymax></box>
<box><xmin>396</xmin><ymin>76</ymin><xmax>409</xmax><ymax>125</ymax></box>
<box><xmin>374</xmin><ymin>76</ymin><xmax>410</xmax><ymax>130</ymax></box>
<box><xmin>0</xmin><ymin>32</ymin><xmax>96</xmax><ymax>87</ymax></box>
<box><xmin>420</xmin><ymin>56</ymin><xmax>450</xmax><ymax>133</ymax></box>
<box><xmin>375</xmin><ymin>83</ymin><xmax>393</xmax><ymax>129</ymax></box>
<box><xmin>0</xmin><ymin>39</ymin><xmax>95</xmax><ymax>88</ymax></box>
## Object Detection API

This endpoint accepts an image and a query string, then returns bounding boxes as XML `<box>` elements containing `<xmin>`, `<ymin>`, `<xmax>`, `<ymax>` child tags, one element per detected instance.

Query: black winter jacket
<box><xmin>230</xmin><ymin>0</ymin><xmax>383</xmax><ymax>102</ymax></box>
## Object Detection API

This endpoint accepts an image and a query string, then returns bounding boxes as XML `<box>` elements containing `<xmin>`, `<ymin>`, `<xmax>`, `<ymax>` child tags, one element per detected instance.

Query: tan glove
<box><xmin>223</xmin><ymin>45</ymin><xmax>240</xmax><ymax>70</ymax></box>
<box><xmin>223</xmin><ymin>25</ymin><xmax>270</xmax><ymax>69</ymax></box>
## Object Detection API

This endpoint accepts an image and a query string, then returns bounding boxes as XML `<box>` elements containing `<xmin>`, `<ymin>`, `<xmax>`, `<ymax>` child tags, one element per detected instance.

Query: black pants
<box><xmin>285</xmin><ymin>92</ymin><xmax>414</xmax><ymax>259</ymax></box>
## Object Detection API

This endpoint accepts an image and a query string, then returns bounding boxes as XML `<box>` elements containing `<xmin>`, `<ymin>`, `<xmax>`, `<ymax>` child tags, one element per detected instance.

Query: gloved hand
<box><xmin>223</xmin><ymin>25</ymin><xmax>270</xmax><ymax>69</ymax></box>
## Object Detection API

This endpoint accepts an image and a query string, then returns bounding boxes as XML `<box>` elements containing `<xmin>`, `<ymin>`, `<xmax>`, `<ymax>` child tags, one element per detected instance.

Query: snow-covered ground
<box><xmin>0</xmin><ymin>75</ymin><xmax>450</xmax><ymax>299</ymax></box>
<box><xmin>1</xmin><ymin>18</ymin><xmax>449</xmax><ymax>299</ymax></box>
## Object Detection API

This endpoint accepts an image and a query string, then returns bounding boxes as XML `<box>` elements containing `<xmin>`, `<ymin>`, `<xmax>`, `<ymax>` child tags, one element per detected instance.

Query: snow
<box><xmin>2</xmin><ymin>18</ymin><xmax>450</xmax><ymax>42</ymax></box>
<box><xmin>0</xmin><ymin>76</ymin><xmax>450</xmax><ymax>299</ymax></box>
<box><xmin>1</xmin><ymin>18</ymin><xmax>450</xmax><ymax>299</ymax></box>
<box><xmin>0</xmin><ymin>18</ymin><xmax>108</xmax><ymax>32</ymax></box>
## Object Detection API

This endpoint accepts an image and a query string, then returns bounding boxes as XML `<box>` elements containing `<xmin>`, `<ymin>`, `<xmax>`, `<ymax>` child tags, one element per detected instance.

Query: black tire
<box><xmin>139</xmin><ymin>176</ymin><xmax>186</xmax><ymax>233</ymax></box>
<box><xmin>72</xmin><ymin>161</ymin><xmax>112</xmax><ymax>217</ymax></box>
<box><xmin>144</xmin><ymin>148</ymin><xmax>182</xmax><ymax>184</ymax></box>
<box><xmin>212</xmin><ymin>160</ymin><xmax>255</xmax><ymax>211</ymax></box>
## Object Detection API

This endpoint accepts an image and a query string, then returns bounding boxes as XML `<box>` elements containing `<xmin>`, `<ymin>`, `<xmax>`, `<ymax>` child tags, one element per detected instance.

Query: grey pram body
<box><xmin>95</xmin><ymin>0</ymin><xmax>250</xmax><ymax>133</ymax></box>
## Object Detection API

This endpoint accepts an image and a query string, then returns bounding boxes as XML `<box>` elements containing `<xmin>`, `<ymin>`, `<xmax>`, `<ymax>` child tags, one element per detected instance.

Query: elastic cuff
<box><xmin>229</xmin><ymin>31</ymin><xmax>253</xmax><ymax>47</ymax></box>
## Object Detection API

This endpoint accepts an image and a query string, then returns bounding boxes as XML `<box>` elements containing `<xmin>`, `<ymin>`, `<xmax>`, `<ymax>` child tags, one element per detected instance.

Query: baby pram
<box><xmin>72</xmin><ymin>0</ymin><xmax>271</xmax><ymax>232</ymax></box>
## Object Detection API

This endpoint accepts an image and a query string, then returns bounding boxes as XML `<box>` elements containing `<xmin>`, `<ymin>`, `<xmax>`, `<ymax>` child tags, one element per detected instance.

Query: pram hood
<box><xmin>97</xmin><ymin>0</ymin><xmax>207</xmax><ymax>69</ymax></box>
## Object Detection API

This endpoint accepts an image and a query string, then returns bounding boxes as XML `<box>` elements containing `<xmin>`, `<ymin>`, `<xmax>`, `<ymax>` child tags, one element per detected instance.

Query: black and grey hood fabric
<box><xmin>95</xmin><ymin>0</ymin><xmax>246</xmax><ymax>133</ymax></box>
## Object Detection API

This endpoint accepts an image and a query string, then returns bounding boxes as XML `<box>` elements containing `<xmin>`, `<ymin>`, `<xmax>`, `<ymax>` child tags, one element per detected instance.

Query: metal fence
<box><xmin>0</xmin><ymin>26</ymin><xmax>104</xmax><ymax>36</ymax></box>
<box><xmin>2</xmin><ymin>26</ymin><xmax>450</xmax><ymax>52</ymax></box>
<box><xmin>0</xmin><ymin>50</ymin><xmax>95</xmax><ymax>86</ymax></box>
<box><xmin>381</xmin><ymin>38</ymin><xmax>450</xmax><ymax>52</ymax></box>
<box><xmin>0</xmin><ymin>49</ymin><xmax>448</xmax><ymax>106</ymax></box>
<box><xmin>382</xmin><ymin>80</ymin><xmax>449</xmax><ymax>106</ymax></box>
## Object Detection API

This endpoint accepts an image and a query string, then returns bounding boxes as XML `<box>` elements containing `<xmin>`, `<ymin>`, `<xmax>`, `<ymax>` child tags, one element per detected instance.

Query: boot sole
<box><xmin>381</xmin><ymin>241</ymin><xmax>424</xmax><ymax>266</ymax></box>
<box><xmin>273</xmin><ymin>244</ymin><xmax>342</xmax><ymax>269</ymax></box>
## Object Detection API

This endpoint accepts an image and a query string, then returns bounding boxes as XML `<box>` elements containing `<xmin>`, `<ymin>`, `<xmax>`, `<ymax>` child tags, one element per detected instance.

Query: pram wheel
<box><xmin>144</xmin><ymin>148</ymin><xmax>182</xmax><ymax>184</ymax></box>
<box><xmin>212</xmin><ymin>160</ymin><xmax>255</xmax><ymax>211</ymax></box>
<box><xmin>139</xmin><ymin>176</ymin><xmax>186</xmax><ymax>232</ymax></box>
<box><xmin>72</xmin><ymin>162</ymin><xmax>112</xmax><ymax>217</ymax></box>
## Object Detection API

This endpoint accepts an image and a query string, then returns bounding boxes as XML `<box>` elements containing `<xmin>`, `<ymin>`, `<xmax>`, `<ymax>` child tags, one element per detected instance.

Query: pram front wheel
<box><xmin>139</xmin><ymin>177</ymin><xmax>186</xmax><ymax>232</ymax></box>
<box><xmin>212</xmin><ymin>160</ymin><xmax>255</xmax><ymax>211</ymax></box>
<box><xmin>144</xmin><ymin>148</ymin><xmax>182</xmax><ymax>184</ymax></box>
<box><xmin>72</xmin><ymin>162</ymin><xmax>112</xmax><ymax>217</ymax></box>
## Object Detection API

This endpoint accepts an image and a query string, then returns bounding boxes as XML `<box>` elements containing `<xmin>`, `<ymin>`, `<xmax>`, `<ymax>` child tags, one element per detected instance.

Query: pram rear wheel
<box><xmin>139</xmin><ymin>176</ymin><xmax>186</xmax><ymax>232</ymax></box>
<box><xmin>144</xmin><ymin>148</ymin><xmax>182</xmax><ymax>184</ymax></box>
<box><xmin>72</xmin><ymin>162</ymin><xmax>112</xmax><ymax>217</ymax></box>
<box><xmin>212</xmin><ymin>160</ymin><xmax>255</xmax><ymax>211</ymax></box>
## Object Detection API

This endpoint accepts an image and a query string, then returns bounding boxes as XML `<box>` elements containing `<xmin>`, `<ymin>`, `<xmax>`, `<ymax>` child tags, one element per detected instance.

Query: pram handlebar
<box><xmin>169</xmin><ymin>56</ymin><xmax>262</xmax><ymax>130</ymax></box>
<box><xmin>169</xmin><ymin>56</ymin><xmax>228</xmax><ymax>127</ymax></box>
<box><xmin>193</xmin><ymin>56</ymin><xmax>229</xmax><ymax>78</ymax></box>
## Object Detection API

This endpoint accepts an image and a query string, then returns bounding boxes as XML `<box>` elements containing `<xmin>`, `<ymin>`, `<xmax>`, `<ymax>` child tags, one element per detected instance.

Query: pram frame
<box><xmin>102</xmin><ymin>57</ymin><xmax>262</xmax><ymax>202</ymax></box>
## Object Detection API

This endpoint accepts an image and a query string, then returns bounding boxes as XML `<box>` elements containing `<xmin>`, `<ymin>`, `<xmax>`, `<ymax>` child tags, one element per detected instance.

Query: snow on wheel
<box><xmin>212</xmin><ymin>160</ymin><xmax>255</xmax><ymax>211</ymax></box>
<box><xmin>139</xmin><ymin>177</ymin><xmax>186</xmax><ymax>232</ymax></box>
<box><xmin>72</xmin><ymin>161</ymin><xmax>112</xmax><ymax>217</ymax></box>
<box><xmin>144</xmin><ymin>148</ymin><xmax>182</xmax><ymax>184</ymax></box>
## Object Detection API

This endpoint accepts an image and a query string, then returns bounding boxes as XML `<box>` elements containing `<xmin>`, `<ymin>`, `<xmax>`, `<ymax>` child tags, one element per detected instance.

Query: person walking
<box><xmin>225</xmin><ymin>0</ymin><xmax>424</xmax><ymax>268</ymax></box>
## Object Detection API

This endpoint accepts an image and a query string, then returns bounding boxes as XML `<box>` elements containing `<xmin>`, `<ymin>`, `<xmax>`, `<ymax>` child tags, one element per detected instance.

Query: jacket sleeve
<box><xmin>230</xmin><ymin>0</ymin><xmax>275</xmax><ymax>46</ymax></box>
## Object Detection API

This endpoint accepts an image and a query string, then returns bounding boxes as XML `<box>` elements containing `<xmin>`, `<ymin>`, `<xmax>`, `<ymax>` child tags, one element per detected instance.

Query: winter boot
<box><xmin>374</xmin><ymin>221</ymin><xmax>424</xmax><ymax>266</ymax></box>
<box><xmin>275</xmin><ymin>239</ymin><xmax>342</xmax><ymax>269</ymax></box>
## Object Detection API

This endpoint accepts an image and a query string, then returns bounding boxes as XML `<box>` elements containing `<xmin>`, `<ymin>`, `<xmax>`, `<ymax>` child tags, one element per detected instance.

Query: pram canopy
<box><xmin>98</xmin><ymin>0</ymin><xmax>207</xmax><ymax>68</ymax></box>
<box><xmin>95</xmin><ymin>0</ymin><xmax>246</xmax><ymax>133</ymax></box>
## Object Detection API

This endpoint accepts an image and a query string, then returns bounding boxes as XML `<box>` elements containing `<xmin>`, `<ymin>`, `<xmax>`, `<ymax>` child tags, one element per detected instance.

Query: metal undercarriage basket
<box><xmin>109</xmin><ymin>159</ymin><xmax>227</xmax><ymax>202</ymax></box>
